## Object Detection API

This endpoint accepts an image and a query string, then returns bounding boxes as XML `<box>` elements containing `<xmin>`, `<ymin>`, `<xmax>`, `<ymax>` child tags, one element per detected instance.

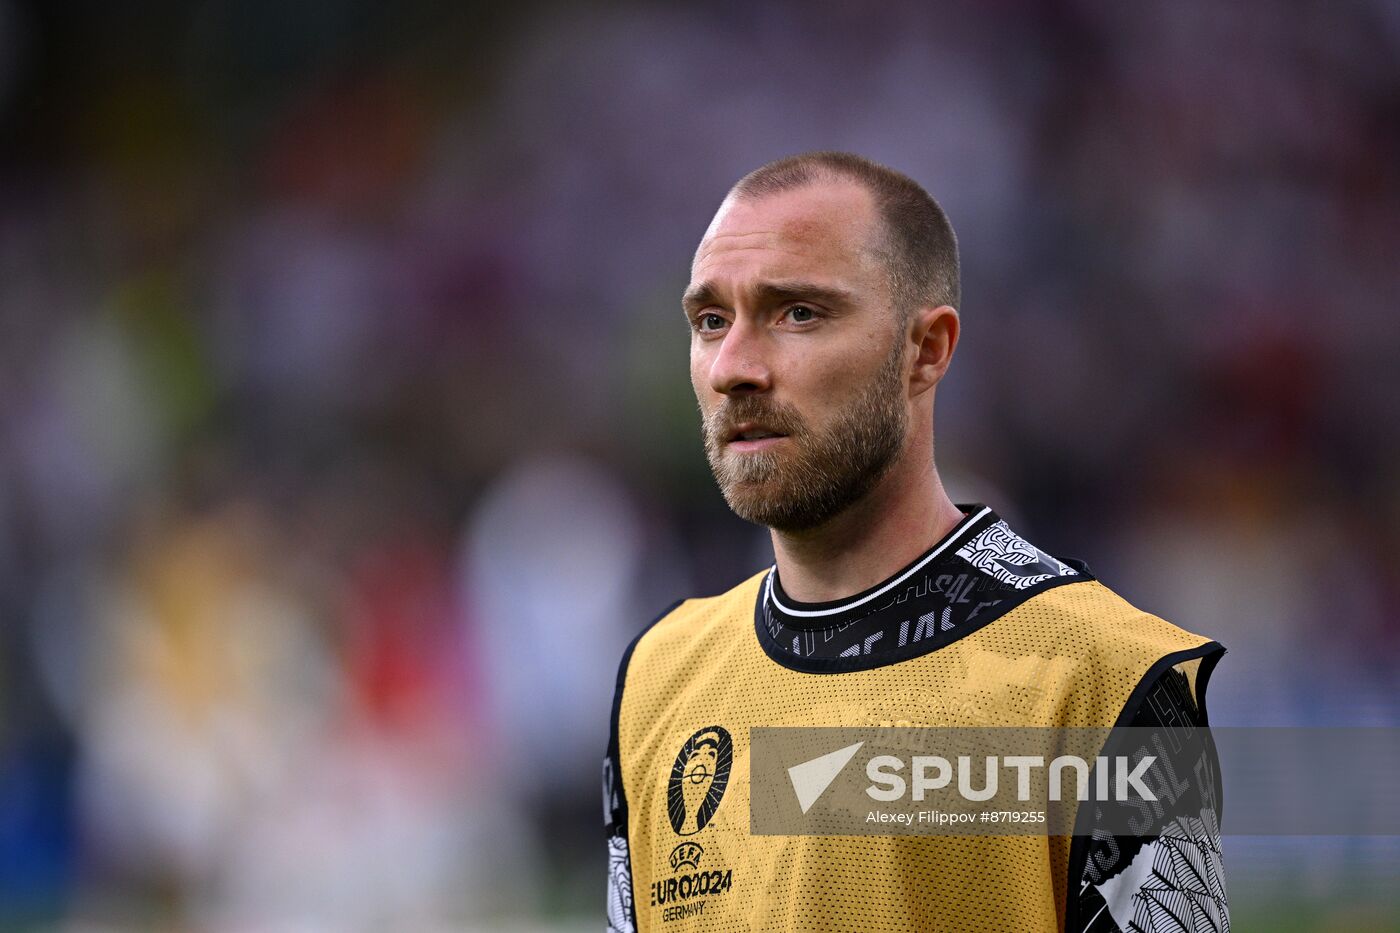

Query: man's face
<box><xmin>685</xmin><ymin>179</ymin><xmax>909</xmax><ymax>533</ymax></box>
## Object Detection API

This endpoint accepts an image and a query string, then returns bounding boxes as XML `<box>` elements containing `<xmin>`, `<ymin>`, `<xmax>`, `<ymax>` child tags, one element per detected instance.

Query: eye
<box><xmin>697</xmin><ymin>312</ymin><xmax>727</xmax><ymax>331</ymax></box>
<box><xmin>786</xmin><ymin>304</ymin><xmax>817</xmax><ymax>323</ymax></box>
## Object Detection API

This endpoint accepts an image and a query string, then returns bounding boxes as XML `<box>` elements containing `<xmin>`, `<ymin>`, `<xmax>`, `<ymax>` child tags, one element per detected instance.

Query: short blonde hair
<box><xmin>730</xmin><ymin>151</ymin><xmax>960</xmax><ymax>316</ymax></box>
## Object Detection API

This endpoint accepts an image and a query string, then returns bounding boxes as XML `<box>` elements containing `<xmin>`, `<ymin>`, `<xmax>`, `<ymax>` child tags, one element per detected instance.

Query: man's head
<box><xmin>685</xmin><ymin>152</ymin><xmax>960</xmax><ymax>533</ymax></box>
<box><xmin>728</xmin><ymin>152</ymin><xmax>960</xmax><ymax>317</ymax></box>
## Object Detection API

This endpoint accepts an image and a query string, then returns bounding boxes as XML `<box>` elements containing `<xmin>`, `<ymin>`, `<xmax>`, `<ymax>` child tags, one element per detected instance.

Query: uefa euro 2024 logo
<box><xmin>667</xmin><ymin>726</ymin><xmax>733</xmax><ymax>836</ymax></box>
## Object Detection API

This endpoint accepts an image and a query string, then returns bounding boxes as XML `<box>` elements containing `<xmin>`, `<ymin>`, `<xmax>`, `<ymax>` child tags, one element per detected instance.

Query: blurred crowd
<box><xmin>0</xmin><ymin>1</ymin><xmax>1397</xmax><ymax>929</ymax></box>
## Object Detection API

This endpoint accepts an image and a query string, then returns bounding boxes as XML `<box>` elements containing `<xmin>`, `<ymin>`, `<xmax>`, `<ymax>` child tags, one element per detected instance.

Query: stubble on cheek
<box><xmin>700</xmin><ymin>397</ymin><xmax>804</xmax><ymax>488</ymax></box>
<box><xmin>696</xmin><ymin>330</ymin><xmax>909</xmax><ymax>533</ymax></box>
<box><xmin>701</xmin><ymin>406</ymin><xmax>825</xmax><ymax>527</ymax></box>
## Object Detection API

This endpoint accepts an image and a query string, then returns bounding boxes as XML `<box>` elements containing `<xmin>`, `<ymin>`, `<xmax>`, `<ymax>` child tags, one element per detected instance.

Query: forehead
<box><xmin>690</xmin><ymin>179</ymin><xmax>884</xmax><ymax>291</ymax></box>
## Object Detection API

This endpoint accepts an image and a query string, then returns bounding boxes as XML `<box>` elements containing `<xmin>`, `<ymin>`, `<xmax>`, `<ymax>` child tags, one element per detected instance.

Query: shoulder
<box><xmin>608</xmin><ymin>570</ymin><xmax>769</xmax><ymax>749</ymax></box>
<box><xmin>1021</xmin><ymin>574</ymin><xmax>1221</xmax><ymax>662</ymax></box>
<box><xmin>1010</xmin><ymin>575</ymin><xmax>1226</xmax><ymax>727</ymax></box>
<box><xmin>616</xmin><ymin>568</ymin><xmax>770</xmax><ymax>671</ymax></box>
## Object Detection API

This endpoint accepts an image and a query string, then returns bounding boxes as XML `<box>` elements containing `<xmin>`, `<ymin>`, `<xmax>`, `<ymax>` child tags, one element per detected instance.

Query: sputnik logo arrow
<box><xmin>787</xmin><ymin>741</ymin><xmax>864</xmax><ymax>814</ymax></box>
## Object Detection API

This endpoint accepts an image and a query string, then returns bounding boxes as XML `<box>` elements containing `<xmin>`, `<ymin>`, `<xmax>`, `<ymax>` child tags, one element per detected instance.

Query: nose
<box><xmin>707</xmin><ymin>320</ymin><xmax>772</xmax><ymax>397</ymax></box>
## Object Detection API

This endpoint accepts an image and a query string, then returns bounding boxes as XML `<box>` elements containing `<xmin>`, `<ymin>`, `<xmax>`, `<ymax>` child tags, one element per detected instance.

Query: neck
<box><xmin>768</xmin><ymin>443</ymin><xmax>965</xmax><ymax>603</ymax></box>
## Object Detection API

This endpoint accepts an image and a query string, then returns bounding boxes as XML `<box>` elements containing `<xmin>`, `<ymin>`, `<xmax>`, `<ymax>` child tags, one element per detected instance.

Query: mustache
<box><xmin>703</xmin><ymin>397</ymin><xmax>807</xmax><ymax>441</ymax></box>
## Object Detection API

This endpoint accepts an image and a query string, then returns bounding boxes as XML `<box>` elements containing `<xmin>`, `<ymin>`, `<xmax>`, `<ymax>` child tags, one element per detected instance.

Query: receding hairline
<box><xmin>691</xmin><ymin>179</ymin><xmax>890</xmax><ymax>286</ymax></box>
<box><xmin>716</xmin><ymin>172</ymin><xmax>887</xmax><ymax>248</ymax></box>
<box><xmin>719</xmin><ymin>151</ymin><xmax>961</xmax><ymax>314</ymax></box>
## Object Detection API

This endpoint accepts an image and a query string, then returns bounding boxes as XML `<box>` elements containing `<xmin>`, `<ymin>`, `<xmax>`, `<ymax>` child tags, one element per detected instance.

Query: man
<box><xmin>603</xmin><ymin>152</ymin><xmax>1228</xmax><ymax>932</ymax></box>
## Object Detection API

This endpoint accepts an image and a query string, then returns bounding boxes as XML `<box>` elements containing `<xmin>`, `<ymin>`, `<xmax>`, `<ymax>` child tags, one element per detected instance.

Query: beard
<box><xmin>701</xmin><ymin>334</ymin><xmax>908</xmax><ymax>534</ymax></box>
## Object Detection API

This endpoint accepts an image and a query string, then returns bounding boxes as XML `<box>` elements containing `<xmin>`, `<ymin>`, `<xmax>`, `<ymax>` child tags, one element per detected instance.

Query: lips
<box><xmin>727</xmin><ymin>422</ymin><xmax>789</xmax><ymax>443</ymax></box>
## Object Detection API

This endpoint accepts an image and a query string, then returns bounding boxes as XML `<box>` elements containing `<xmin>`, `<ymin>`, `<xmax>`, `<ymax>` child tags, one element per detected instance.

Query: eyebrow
<box><xmin>681</xmin><ymin>280</ymin><xmax>856</xmax><ymax>316</ymax></box>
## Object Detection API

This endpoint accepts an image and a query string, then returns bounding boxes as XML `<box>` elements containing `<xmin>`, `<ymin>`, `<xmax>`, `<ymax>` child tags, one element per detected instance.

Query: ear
<box><xmin>908</xmin><ymin>304</ymin><xmax>959</xmax><ymax>397</ymax></box>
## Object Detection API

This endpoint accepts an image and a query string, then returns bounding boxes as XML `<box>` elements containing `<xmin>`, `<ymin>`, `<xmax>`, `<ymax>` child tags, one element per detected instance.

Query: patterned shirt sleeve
<box><xmin>605</xmin><ymin>599</ymin><xmax>684</xmax><ymax>932</ymax></box>
<box><xmin>604</xmin><ymin>744</ymin><xmax>637</xmax><ymax>932</ymax></box>
<box><xmin>1071</xmin><ymin>662</ymin><xmax>1229</xmax><ymax>933</ymax></box>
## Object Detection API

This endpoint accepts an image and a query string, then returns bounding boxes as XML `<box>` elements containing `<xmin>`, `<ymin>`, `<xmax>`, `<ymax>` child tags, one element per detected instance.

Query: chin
<box><xmin>724</xmin><ymin>490</ymin><xmax>823</xmax><ymax>533</ymax></box>
<box><xmin>721</xmin><ymin>486</ymin><xmax>781</xmax><ymax>521</ymax></box>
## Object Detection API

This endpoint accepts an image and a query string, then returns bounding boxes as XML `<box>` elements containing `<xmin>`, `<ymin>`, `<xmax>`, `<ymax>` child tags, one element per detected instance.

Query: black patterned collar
<box><xmin>755</xmin><ymin>502</ymin><xmax>1092</xmax><ymax>672</ymax></box>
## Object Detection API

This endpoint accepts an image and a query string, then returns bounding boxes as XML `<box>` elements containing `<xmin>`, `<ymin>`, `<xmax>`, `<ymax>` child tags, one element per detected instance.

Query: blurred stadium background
<box><xmin>0</xmin><ymin>1</ymin><xmax>1397</xmax><ymax>930</ymax></box>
